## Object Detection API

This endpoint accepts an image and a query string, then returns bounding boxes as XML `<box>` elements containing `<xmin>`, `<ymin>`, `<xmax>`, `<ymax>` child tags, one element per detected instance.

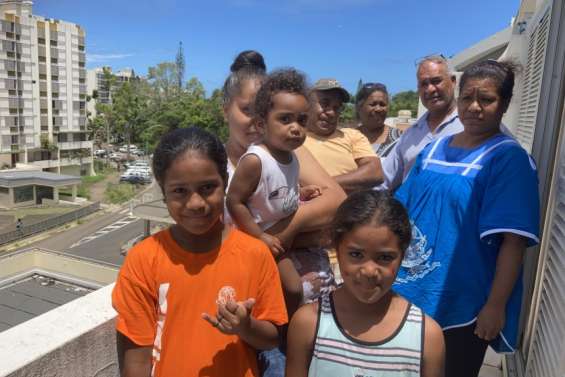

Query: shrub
<box><xmin>105</xmin><ymin>183</ymin><xmax>136</xmax><ymax>204</ymax></box>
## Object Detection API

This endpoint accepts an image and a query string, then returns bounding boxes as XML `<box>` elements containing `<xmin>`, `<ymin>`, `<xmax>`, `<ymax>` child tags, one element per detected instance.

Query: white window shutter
<box><xmin>516</xmin><ymin>9</ymin><xmax>551</xmax><ymax>152</ymax></box>
<box><xmin>525</xmin><ymin>111</ymin><xmax>565</xmax><ymax>377</ymax></box>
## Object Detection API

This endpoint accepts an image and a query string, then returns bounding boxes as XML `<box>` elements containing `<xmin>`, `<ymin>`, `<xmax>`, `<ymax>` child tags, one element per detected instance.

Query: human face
<box><xmin>224</xmin><ymin>79</ymin><xmax>262</xmax><ymax>149</ymax></box>
<box><xmin>458</xmin><ymin>78</ymin><xmax>506</xmax><ymax>138</ymax></box>
<box><xmin>337</xmin><ymin>224</ymin><xmax>403</xmax><ymax>305</ymax></box>
<box><xmin>258</xmin><ymin>92</ymin><xmax>309</xmax><ymax>157</ymax></box>
<box><xmin>359</xmin><ymin>91</ymin><xmax>388</xmax><ymax>129</ymax></box>
<box><xmin>307</xmin><ymin>90</ymin><xmax>344</xmax><ymax>137</ymax></box>
<box><xmin>417</xmin><ymin>61</ymin><xmax>456</xmax><ymax>114</ymax></box>
<box><xmin>163</xmin><ymin>151</ymin><xmax>225</xmax><ymax>237</ymax></box>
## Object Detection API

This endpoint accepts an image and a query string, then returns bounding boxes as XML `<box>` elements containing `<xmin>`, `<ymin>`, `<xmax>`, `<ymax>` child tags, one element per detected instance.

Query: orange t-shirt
<box><xmin>112</xmin><ymin>228</ymin><xmax>288</xmax><ymax>377</ymax></box>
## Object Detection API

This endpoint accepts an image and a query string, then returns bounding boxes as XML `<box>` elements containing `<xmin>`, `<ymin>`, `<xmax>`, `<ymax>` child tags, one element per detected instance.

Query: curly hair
<box><xmin>332</xmin><ymin>190</ymin><xmax>412</xmax><ymax>253</ymax></box>
<box><xmin>254</xmin><ymin>68</ymin><xmax>310</xmax><ymax>121</ymax></box>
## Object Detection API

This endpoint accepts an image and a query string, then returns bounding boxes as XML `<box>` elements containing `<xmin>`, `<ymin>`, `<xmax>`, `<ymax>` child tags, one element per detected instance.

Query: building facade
<box><xmin>86</xmin><ymin>66</ymin><xmax>135</xmax><ymax>119</ymax></box>
<box><xmin>0</xmin><ymin>0</ymin><xmax>93</xmax><ymax>176</ymax></box>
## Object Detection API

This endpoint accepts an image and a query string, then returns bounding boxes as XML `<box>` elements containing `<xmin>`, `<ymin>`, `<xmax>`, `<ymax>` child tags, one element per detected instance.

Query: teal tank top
<box><xmin>308</xmin><ymin>293</ymin><xmax>424</xmax><ymax>377</ymax></box>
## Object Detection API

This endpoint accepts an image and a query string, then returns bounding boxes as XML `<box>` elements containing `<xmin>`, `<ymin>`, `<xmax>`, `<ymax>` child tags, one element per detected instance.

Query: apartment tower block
<box><xmin>0</xmin><ymin>0</ymin><xmax>93</xmax><ymax>175</ymax></box>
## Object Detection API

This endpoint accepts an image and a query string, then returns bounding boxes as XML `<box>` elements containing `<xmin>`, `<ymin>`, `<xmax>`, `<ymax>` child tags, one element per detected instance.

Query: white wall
<box><xmin>0</xmin><ymin>284</ymin><xmax>119</xmax><ymax>377</ymax></box>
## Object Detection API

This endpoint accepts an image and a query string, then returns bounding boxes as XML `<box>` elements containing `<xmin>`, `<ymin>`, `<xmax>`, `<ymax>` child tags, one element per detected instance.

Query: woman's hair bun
<box><xmin>230</xmin><ymin>50</ymin><xmax>266</xmax><ymax>73</ymax></box>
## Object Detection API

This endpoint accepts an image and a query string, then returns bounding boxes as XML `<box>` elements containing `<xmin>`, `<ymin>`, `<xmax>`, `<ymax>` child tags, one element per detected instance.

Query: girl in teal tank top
<box><xmin>286</xmin><ymin>190</ymin><xmax>445</xmax><ymax>377</ymax></box>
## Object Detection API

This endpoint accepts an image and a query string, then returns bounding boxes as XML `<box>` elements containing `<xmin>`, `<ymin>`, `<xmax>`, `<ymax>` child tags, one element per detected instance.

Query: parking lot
<box><xmin>94</xmin><ymin>145</ymin><xmax>153</xmax><ymax>186</ymax></box>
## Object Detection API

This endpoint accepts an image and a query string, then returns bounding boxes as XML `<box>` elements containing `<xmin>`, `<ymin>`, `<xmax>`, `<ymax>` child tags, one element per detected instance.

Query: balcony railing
<box><xmin>57</xmin><ymin>140</ymin><xmax>93</xmax><ymax>150</ymax></box>
<box><xmin>59</xmin><ymin>156</ymin><xmax>93</xmax><ymax>166</ymax></box>
<box><xmin>29</xmin><ymin>159</ymin><xmax>60</xmax><ymax>169</ymax></box>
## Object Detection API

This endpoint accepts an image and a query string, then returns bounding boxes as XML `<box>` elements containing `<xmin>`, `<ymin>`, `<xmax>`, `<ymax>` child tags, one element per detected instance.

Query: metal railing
<box><xmin>0</xmin><ymin>202</ymin><xmax>100</xmax><ymax>246</ymax></box>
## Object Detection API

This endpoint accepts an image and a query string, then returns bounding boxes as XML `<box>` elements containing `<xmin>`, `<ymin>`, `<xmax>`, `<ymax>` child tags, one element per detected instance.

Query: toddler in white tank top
<box><xmin>227</xmin><ymin>69</ymin><xmax>320</xmax><ymax>256</ymax></box>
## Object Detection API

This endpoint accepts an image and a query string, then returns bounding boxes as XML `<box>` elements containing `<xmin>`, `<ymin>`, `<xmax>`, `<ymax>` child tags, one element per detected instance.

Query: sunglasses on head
<box><xmin>361</xmin><ymin>83</ymin><xmax>387</xmax><ymax>92</ymax></box>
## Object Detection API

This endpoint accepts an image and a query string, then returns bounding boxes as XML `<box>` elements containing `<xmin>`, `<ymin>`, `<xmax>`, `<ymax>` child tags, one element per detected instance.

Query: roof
<box><xmin>0</xmin><ymin>171</ymin><xmax>81</xmax><ymax>188</ymax></box>
<box><xmin>0</xmin><ymin>274</ymin><xmax>92</xmax><ymax>332</ymax></box>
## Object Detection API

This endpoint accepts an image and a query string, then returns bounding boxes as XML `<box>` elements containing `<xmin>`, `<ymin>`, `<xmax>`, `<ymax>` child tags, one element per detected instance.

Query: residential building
<box><xmin>0</xmin><ymin>0</ymin><xmax>93</xmax><ymax>176</ymax></box>
<box><xmin>86</xmin><ymin>66</ymin><xmax>136</xmax><ymax>118</ymax></box>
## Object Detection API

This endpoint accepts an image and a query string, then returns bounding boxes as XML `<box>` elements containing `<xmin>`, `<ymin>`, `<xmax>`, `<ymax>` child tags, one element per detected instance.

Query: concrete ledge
<box><xmin>0</xmin><ymin>284</ymin><xmax>118</xmax><ymax>377</ymax></box>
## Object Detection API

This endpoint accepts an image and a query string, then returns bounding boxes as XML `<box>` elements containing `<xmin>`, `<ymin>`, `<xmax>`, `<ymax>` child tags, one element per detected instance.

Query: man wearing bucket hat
<box><xmin>302</xmin><ymin>78</ymin><xmax>380</xmax><ymax>193</ymax></box>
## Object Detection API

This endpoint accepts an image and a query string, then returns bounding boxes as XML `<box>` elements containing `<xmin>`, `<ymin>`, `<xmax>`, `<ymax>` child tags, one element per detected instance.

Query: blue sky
<box><xmin>37</xmin><ymin>0</ymin><xmax>520</xmax><ymax>95</ymax></box>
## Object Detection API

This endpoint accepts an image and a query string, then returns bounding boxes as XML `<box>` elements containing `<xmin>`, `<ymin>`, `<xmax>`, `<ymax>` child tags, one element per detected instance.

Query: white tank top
<box><xmin>241</xmin><ymin>144</ymin><xmax>300</xmax><ymax>230</ymax></box>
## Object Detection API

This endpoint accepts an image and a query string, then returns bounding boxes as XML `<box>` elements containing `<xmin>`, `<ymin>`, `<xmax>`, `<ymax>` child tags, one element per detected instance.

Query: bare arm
<box><xmin>422</xmin><ymin>315</ymin><xmax>445</xmax><ymax>377</ymax></box>
<box><xmin>268</xmin><ymin>146</ymin><xmax>346</xmax><ymax>248</ymax></box>
<box><xmin>333</xmin><ymin>156</ymin><xmax>383</xmax><ymax>192</ymax></box>
<box><xmin>285</xmin><ymin>303</ymin><xmax>318</xmax><ymax>377</ymax></box>
<box><xmin>227</xmin><ymin>155</ymin><xmax>284</xmax><ymax>254</ymax></box>
<box><xmin>475</xmin><ymin>233</ymin><xmax>526</xmax><ymax>340</ymax></box>
<box><xmin>117</xmin><ymin>332</ymin><xmax>152</xmax><ymax>377</ymax></box>
<box><xmin>240</xmin><ymin>317</ymin><xmax>280</xmax><ymax>350</ymax></box>
<box><xmin>226</xmin><ymin>154</ymin><xmax>263</xmax><ymax>238</ymax></box>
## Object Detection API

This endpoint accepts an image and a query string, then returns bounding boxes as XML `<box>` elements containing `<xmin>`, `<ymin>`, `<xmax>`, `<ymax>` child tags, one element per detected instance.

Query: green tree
<box><xmin>388</xmin><ymin>90</ymin><xmax>419</xmax><ymax>117</ymax></box>
<box><xmin>339</xmin><ymin>90</ymin><xmax>357</xmax><ymax>127</ymax></box>
<box><xmin>176</xmin><ymin>41</ymin><xmax>186</xmax><ymax>89</ymax></box>
<box><xmin>147</xmin><ymin>62</ymin><xmax>179</xmax><ymax>101</ymax></box>
<box><xmin>112</xmin><ymin>81</ymin><xmax>148</xmax><ymax>153</ymax></box>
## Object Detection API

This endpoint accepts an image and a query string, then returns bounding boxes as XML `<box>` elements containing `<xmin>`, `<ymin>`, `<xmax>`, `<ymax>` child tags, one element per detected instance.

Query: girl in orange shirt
<box><xmin>112</xmin><ymin>127</ymin><xmax>287</xmax><ymax>376</ymax></box>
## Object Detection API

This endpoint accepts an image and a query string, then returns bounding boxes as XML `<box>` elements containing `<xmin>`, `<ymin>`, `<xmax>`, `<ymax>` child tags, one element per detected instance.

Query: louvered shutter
<box><xmin>524</xmin><ymin>110</ymin><xmax>565</xmax><ymax>377</ymax></box>
<box><xmin>516</xmin><ymin>8</ymin><xmax>551</xmax><ymax>152</ymax></box>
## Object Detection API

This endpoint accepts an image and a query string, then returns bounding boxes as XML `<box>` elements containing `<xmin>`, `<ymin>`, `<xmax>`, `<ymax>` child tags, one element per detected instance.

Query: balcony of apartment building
<box><xmin>39</xmin><ymin>80</ymin><xmax>47</xmax><ymax>93</ymax></box>
<box><xmin>51</xmin><ymin>81</ymin><xmax>60</xmax><ymax>94</ymax></box>
<box><xmin>3</xmin><ymin>78</ymin><xmax>24</xmax><ymax>93</ymax></box>
<box><xmin>2</xmin><ymin>60</ymin><xmax>24</xmax><ymax>74</ymax></box>
<box><xmin>1</xmin><ymin>40</ymin><xmax>23</xmax><ymax>55</ymax></box>
<box><xmin>38</xmin><ymin>44</ymin><xmax>46</xmax><ymax>60</ymax></box>
<box><xmin>56</xmin><ymin>132</ymin><xmax>92</xmax><ymax>151</ymax></box>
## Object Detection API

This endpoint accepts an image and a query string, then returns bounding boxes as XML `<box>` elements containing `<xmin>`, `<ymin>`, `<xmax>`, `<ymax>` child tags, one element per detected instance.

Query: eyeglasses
<box><xmin>414</xmin><ymin>53</ymin><xmax>447</xmax><ymax>68</ymax></box>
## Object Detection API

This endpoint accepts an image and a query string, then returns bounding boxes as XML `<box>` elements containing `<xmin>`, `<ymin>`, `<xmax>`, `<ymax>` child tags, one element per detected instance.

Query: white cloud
<box><xmin>87</xmin><ymin>53</ymin><xmax>134</xmax><ymax>63</ymax></box>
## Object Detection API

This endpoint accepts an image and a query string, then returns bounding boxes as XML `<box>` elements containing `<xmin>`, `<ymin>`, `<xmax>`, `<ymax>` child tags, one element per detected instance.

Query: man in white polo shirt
<box><xmin>379</xmin><ymin>55</ymin><xmax>462</xmax><ymax>191</ymax></box>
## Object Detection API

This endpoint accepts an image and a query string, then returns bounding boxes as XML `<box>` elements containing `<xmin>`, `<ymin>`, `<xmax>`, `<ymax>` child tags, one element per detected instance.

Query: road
<box><xmin>10</xmin><ymin>183</ymin><xmax>167</xmax><ymax>266</ymax></box>
<box><xmin>18</xmin><ymin>206</ymin><xmax>145</xmax><ymax>266</ymax></box>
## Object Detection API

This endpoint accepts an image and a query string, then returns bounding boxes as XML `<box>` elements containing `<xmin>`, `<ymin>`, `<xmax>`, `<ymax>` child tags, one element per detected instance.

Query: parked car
<box><xmin>94</xmin><ymin>149</ymin><xmax>107</xmax><ymax>157</ymax></box>
<box><xmin>120</xmin><ymin>173</ymin><xmax>151</xmax><ymax>185</ymax></box>
<box><xmin>130</xmin><ymin>161</ymin><xmax>150</xmax><ymax>169</ymax></box>
<box><xmin>109</xmin><ymin>152</ymin><xmax>122</xmax><ymax>161</ymax></box>
<box><xmin>118</xmin><ymin>145</ymin><xmax>138</xmax><ymax>153</ymax></box>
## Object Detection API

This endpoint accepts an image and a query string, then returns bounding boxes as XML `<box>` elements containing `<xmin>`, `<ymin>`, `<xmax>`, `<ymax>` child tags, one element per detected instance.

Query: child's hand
<box><xmin>202</xmin><ymin>298</ymin><xmax>256</xmax><ymax>336</ymax></box>
<box><xmin>475</xmin><ymin>301</ymin><xmax>505</xmax><ymax>341</ymax></box>
<box><xmin>299</xmin><ymin>185</ymin><xmax>322</xmax><ymax>201</ymax></box>
<box><xmin>260</xmin><ymin>233</ymin><xmax>285</xmax><ymax>257</ymax></box>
